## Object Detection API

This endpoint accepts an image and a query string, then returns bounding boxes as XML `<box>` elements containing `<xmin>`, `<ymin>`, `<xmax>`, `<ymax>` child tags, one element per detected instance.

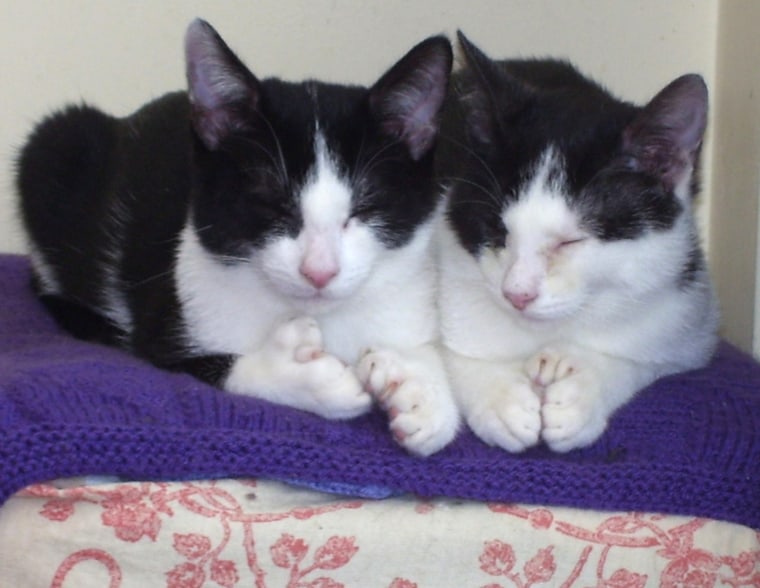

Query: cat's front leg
<box><xmin>447</xmin><ymin>353</ymin><xmax>542</xmax><ymax>452</ymax></box>
<box><xmin>357</xmin><ymin>345</ymin><xmax>459</xmax><ymax>456</ymax></box>
<box><xmin>525</xmin><ymin>347</ymin><xmax>654</xmax><ymax>452</ymax></box>
<box><xmin>225</xmin><ymin>316</ymin><xmax>371</xmax><ymax>419</ymax></box>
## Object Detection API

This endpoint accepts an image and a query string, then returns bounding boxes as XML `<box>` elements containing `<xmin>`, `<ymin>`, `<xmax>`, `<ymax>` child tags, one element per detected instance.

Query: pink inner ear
<box><xmin>622</xmin><ymin>74</ymin><xmax>707</xmax><ymax>189</ymax></box>
<box><xmin>191</xmin><ymin>105</ymin><xmax>238</xmax><ymax>150</ymax></box>
<box><xmin>394</xmin><ymin>81</ymin><xmax>445</xmax><ymax>160</ymax></box>
<box><xmin>370</xmin><ymin>37</ymin><xmax>452</xmax><ymax>161</ymax></box>
<box><xmin>184</xmin><ymin>19</ymin><xmax>259</xmax><ymax>150</ymax></box>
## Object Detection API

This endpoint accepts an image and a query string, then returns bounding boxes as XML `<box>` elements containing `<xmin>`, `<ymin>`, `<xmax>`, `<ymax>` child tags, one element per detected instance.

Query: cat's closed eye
<box><xmin>556</xmin><ymin>237</ymin><xmax>586</xmax><ymax>249</ymax></box>
<box><xmin>350</xmin><ymin>194</ymin><xmax>387</xmax><ymax>222</ymax></box>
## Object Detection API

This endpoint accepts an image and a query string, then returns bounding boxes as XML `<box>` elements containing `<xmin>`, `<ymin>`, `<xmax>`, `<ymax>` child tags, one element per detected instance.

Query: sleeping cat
<box><xmin>16</xmin><ymin>19</ymin><xmax>460</xmax><ymax>456</ymax></box>
<box><xmin>435</xmin><ymin>33</ymin><xmax>719</xmax><ymax>453</ymax></box>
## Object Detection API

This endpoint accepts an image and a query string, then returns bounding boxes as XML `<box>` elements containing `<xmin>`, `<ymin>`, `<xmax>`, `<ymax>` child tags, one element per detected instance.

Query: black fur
<box><xmin>17</xmin><ymin>20</ymin><xmax>452</xmax><ymax>385</ymax></box>
<box><xmin>437</xmin><ymin>32</ymin><xmax>707</xmax><ymax>260</ymax></box>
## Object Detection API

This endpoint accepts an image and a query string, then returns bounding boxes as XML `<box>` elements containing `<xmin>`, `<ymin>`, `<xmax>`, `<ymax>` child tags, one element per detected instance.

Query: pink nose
<box><xmin>300</xmin><ymin>265</ymin><xmax>338</xmax><ymax>289</ymax></box>
<box><xmin>504</xmin><ymin>290</ymin><xmax>537</xmax><ymax>311</ymax></box>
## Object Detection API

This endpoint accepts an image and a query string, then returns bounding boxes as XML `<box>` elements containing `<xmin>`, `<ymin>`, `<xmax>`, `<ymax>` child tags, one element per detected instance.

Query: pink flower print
<box><xmin>603</xmin><ymin>569</ymin><xmax>648</xmax><ymax>588</ymax></box>
<box><xmin>725</xmin><ymin>551</ymin><xmax>758</xmax><ymax>577</ymax></box>
<box><xmin>389</xmin><ymin>579</ymin><xmax>418</xmax><ymax>588</ymax></box>
<box><xmin>312</xmin><ymin>536</ymin><xmax>359</xmax><ymax>570</ymax></box>
<box><xmin>270</xmin><ymin>533</ymin><xmax>309</xmax><ymax>569</ymax></box>
<box><xmin>527</xmin><ymin>508</ymin><xmax>553</xmax><ymax>530</ymax></box>
<box><xmin>165</xmin><ymin>562</ymin><xmax>205</xmax><ymax>588</ymax></box>
<box><xmin>661</xmin><ymin>550</ymin><xmax>719</xmax><ymax>588</ymax></box>
<box><xmin>210</xmin><ymin>559</ymin><xmax>239</xmax><ymax>588</ymax></box>
<box><xmin>101</xmin><ymin>497</ymin><xmax>161</xmax><ymax>542</ymax></box>
<box><xmin>480</xmin><ymin>539</ymin><xmax>516</xmax><ymax>576</ymax></box>
<box><xmin>40</xmin><ymin>498</ymin><xmax>76</xmax><ymax>522</ymax></box>
<box><xmin>301</xmin><ymin>579</ymin><xmax>344</xmax><ymax>588</ymax></box>
<box><xmin>172</xmin><ymin>533</ymin><xmax>212</xmax><ymax>560</ymax></box>
<box><xmin>524</xmin><ymin>546</ymin><xmax>556</xmax><ymax>584</ymax></box>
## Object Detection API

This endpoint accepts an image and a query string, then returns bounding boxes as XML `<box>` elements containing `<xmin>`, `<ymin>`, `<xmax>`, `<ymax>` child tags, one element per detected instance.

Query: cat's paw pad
<box><xmin>525</xmin><ymin>348</ymin><xmax>578</xmax><ymax>388</ymax></box>
<box><xmin>541</xmin><ymin>374</ymin><xmax>606</xmax><ymax>452</ymax></box>
<box><xmin>467</xmin><ymin>381</ymin><xmax>542</xmax><ymax>452</ymax></box>
<box><xmin>358</xmin><ymin>350</ymin><xmax>458</xmax><ymax>456</ymax></box>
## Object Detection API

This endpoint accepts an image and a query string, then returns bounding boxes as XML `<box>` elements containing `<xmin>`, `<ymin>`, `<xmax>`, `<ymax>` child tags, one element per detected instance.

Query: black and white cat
<box><xmin>17</xmin><ymin>19</ymin><xmax>460</xmax><ymax>456</ymax></box>
<box><xmin>435</xmin><ymin>33</ymin><xmax>719</xmax><ymax>452</ymax></box>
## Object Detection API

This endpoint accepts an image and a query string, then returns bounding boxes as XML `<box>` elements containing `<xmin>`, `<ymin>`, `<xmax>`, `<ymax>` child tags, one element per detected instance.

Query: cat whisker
<box><xmin>254</xmin><ymin>112</ymin><xmax>290</xmax><ymax>188</ymax></box>
<box><xmin>127</xmin><ymin>268</ymin><xmax>176</xmax><ymax>289</ymax></box>
<box><xmin>444</xmin><ymin>176</ymin><xmax>504</xmax><ymax>215</ymax></box>
<box><xmin>438</xmin><ymin>132</ymin><xmax>502</xmax><ymax>197</ymax></box>
<box><xmin>237</xmin><ymin>136</ymin><xmax>289</xmax><ymax>189</ymax></box>
<box><xmin>352</xmin><ymin>137</ymin><xmax>403</xmax><ymax>187</ymax></box>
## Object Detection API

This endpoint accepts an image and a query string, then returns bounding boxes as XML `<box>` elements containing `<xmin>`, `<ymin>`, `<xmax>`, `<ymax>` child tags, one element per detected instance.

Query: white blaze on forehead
<box><xmin>297</xmin><ymin>132</ymin><xmax>352</xmax><ymax>285</ymax></box>
<box><xmin>300</xmin><ymin>132</ymin><xmax>352</xmax><ymax>228</ymax></box>
<box><xmin>503</xmin><ymin>147</ymin><xmax>579</xmax><ymax>243</ymax></box>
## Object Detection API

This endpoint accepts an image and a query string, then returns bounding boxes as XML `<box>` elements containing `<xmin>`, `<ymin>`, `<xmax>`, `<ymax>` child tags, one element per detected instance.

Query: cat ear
<box><xmin>455</xmin><ymin>31</ymin><xmax>531</xmax><ymax>145</ymax></box>
<box><xmin>184</xmin><ymin>19</ymin><xmax>261</xmax><ymax>150</ymax></box>
<box><xmin>622</xmin><ymin>74</ymin><xmax>708</xmax><ymax>192</ymax></box>
<box><xmin>368</xmin><ymin>35</ymin><xmax>453</xmax><ymax>160</ymax></box>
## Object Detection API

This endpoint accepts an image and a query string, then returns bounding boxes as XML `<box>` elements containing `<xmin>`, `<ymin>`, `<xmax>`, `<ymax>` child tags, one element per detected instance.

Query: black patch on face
<box><xmin>193</xmin><ymin>77</ymin><xmax>441</xmax><ymax>257</ymax></box>
<box><xmin>439</xmin><ymin>53</ymin><xmax>694</xmax><ymax>256</ymax></box>
<box><xmin>314</xmin><ymin>83</ymin><xmax>440</xmax><ymax>249</ymax></box>
<box><xmin>573</xmin><ymin>165</ymin><xmax>683</xmax><ymax>241</ymax></box>
<box><xmin>191</xmin><ymin>79</ymin><xmax>316</xmax><ymax>257</ymax></box>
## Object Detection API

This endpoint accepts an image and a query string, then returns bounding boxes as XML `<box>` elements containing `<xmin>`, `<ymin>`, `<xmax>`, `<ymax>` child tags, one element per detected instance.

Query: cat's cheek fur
<box><xmin>257</xmin><ymin>224</ymin><xmax>379</xmax><ymax>304</ymax></box>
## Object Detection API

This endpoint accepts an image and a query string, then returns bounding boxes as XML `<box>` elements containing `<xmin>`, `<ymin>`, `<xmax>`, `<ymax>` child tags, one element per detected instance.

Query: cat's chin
<box><xmin>288</xmin><ymin>288</ymin><xmax>351</xmax><ymax>314</ymax></box>
<box><xmin>509</xmin><ymin>302</ymin><xmax>580</xmax><ymax>324</ymax></box>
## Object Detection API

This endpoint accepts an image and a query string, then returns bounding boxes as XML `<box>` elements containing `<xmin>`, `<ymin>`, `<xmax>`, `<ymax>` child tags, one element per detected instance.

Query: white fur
<box><xmin>176</xmin><ymin>131</ymin><xmax>459</xmax><ymax>455</ymax></box>
<box><xmin>438</xmin><ymin>147</ymin><xmax>719</xmax><ymax>453</ymax></box>
<box><xmin>27</xmin><ymin>242</ymin><xmax>60</xmax><ymax>294</ymax></box>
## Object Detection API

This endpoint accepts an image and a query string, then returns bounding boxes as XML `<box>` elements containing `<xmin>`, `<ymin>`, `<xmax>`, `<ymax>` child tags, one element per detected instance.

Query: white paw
<box><xmin>358</xmin><ymin>349</ymin><xmax>458</xmax><ymax>456</ymax></box>
<box><xmin>270</xmin><ymin>316</ymin><xmax>324</xmax><ymax>361</ymax></box>
<box><xmin>230</xmin><ymin>317</ymin><xmax>371</xmax><ymax>419</ymax></box>
<box><xmin>525</xmin><ymin>347</ymin><xmax>577</xmax><ymax>388</ymax></box>
<box><xmin>541</xmin><ymin>365</ymin><xmax>607</xmax><ymax>452</ymax></box>
<box><xmin>466</xmin><ymin>380</ymin><xmax>542</xmax><ymax>452</ymax></box>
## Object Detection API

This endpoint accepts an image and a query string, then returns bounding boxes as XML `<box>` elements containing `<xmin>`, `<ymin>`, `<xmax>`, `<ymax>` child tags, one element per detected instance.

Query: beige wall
<box><xmin>0</xmin><ymin>1</ymin><xmax>719</xmax><ymax>250</ymax></box>
<box><xmin>710</xmin><ymin>0</ymin><xmax>760</xmax><ymax>355</ymax></box>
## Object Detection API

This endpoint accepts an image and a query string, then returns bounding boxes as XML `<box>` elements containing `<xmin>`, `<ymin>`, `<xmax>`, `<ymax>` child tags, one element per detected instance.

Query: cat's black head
<box><xmin>440</xmin><ymin>31</ymin><xmax>708</xmax><ymax>257</ymax></box>
<box><xmin>183</xmin><ymin>19</ymin><xmax>453</xmax><ymax>263</ymax></box>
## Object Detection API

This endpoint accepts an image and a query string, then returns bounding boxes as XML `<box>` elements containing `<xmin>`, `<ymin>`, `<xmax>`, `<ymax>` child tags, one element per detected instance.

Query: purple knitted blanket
<box><xmin>1</xmin><ymin>254</ymin><xmax>759</xmax><ymax>529</ymax></box>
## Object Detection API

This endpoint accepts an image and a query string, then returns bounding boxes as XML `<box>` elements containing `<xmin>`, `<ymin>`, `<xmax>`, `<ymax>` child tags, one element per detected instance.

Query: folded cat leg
<box><xmin>224</xmin><ymin>316</ymin><xmax>372</xmax><ymax>419</ymax></box>
<box><xmin>357</xmin><ymin>345</ymin><xmax>460</xmax><ymax>456</ymax></box>
<box><xmin>446</xmin><ymin>353</ymin><xmax>542</xmax><ymax>452</ymax></box>
<box><xmin>525</xmin><ymin>346</ymin><xmax>658</xmax><ymax>452</ymax></box>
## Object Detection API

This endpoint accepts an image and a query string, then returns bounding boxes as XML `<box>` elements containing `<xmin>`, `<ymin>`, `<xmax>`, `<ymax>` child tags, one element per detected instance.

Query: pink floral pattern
<box><xmin>1</xmin><ymin>479</ymin><xmax>757</xmax><ymax>587</ymax></box>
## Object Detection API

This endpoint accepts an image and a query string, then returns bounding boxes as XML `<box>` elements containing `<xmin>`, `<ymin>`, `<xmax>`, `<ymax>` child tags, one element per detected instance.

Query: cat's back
<box><xmin>498</xmin><ymin>58</ymin><xmax>606</xmax><ymax>94</ymax></box>
<box><xmin>18</xmin><ymin>91</ymin><xmax>191</xmax><ymax>224</ymax></box>
<box><xmin>17</xmin><ymin>91</ymin><xmax>193</xmax><ymax>307</ymax></box>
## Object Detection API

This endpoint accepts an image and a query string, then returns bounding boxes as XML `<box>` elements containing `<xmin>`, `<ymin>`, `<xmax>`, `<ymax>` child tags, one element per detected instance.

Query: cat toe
<box><xmin>525</xmin><ymin>348</ymin><xmax>578</xmax><ymax>388</ymax></box>
<box><xmin>541</xmin><ymin>378</ymin><xmax>606</xmax><ymax>451</ymax></box>
<box><xmin>384</xmin><ymin>381</ymin><xmax>459</xmax><ymax>456</ymax></box>
<box><xmin>357</xmin><ymin>349</ymin><xmax>404</xmax><ymax>400</ymax></box>
<box><xmin>357</xmin><ymin>349</ymin><xmax>458</xmax><ymax>455</ymax></box>
<box><xmin>309</xmin><ymin>357</ymin><xmax>372</xmax><ymax>418</ymax></box>
<box><xmin>468</xmin><ymin>384</ymin><xmax>542</xmax><ymax>452</ymax></box>
<box><xmin>273</xmin><ymin>316</ymin><xmax>323</xmax><ymax>354</ymax></box>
